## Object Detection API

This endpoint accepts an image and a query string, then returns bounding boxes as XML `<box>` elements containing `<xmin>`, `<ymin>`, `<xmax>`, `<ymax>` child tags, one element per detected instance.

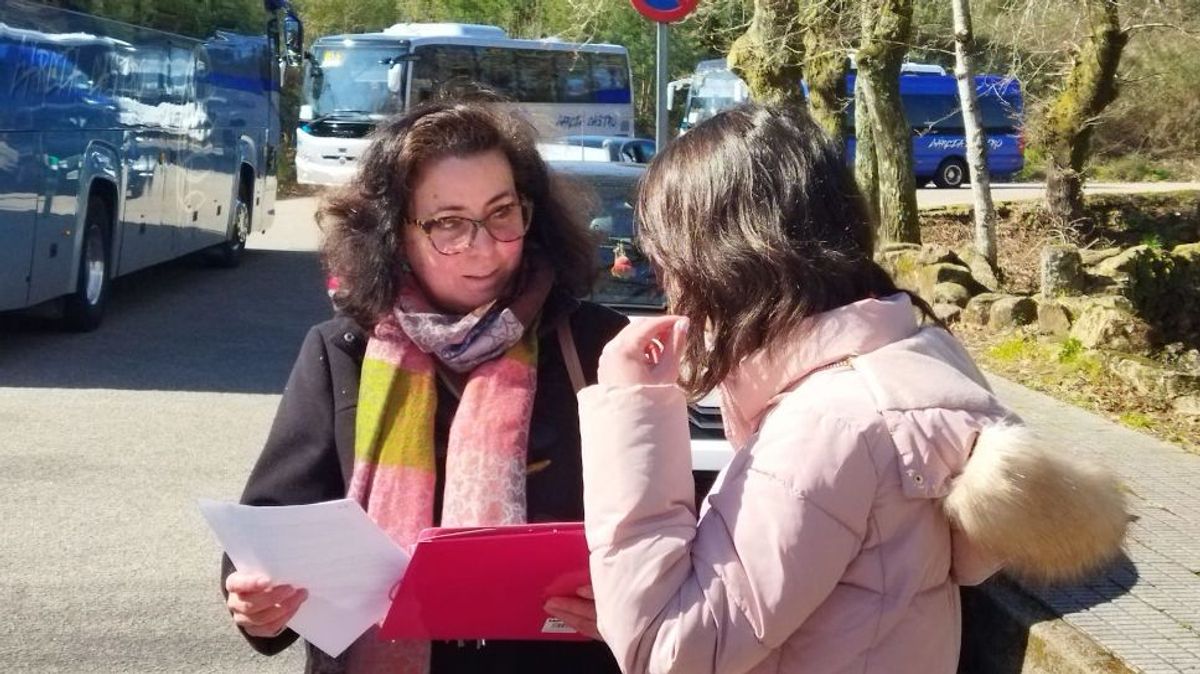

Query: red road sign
<box><xmin>630</xmin><ymin>0</ymin><xmax>697</xmax><ymax>23</ymax></box>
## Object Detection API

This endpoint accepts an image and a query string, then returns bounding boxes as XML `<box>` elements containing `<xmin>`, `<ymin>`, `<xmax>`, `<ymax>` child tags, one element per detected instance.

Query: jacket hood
<box><xmin>943</xmin><ymin>423</ymin><xmax>1129</xmax><ymax>584</ymax></box>
<box><xmin>853</xmin><ymin>327</ymin><xmax>1129</xmax><ymax>584</ymax></box>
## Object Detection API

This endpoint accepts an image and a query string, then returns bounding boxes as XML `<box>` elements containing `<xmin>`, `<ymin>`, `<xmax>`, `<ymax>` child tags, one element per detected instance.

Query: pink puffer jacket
<box><xmin>579</xmin><ymin>294</ymin><xmax>1127</xmax><ymax>674</ymax></box>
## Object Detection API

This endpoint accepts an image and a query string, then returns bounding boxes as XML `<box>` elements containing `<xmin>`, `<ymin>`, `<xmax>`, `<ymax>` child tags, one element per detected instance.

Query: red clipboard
<box><xmin>377</xmin><ymin>521</ymin><xmax>591</xmax><ymax>642</ymax></box>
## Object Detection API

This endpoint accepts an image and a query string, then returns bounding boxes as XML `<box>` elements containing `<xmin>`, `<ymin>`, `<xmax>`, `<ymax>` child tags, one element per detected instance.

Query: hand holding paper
<box><xmin>201</xmin><ymin>499</ymin><xmax>410</xmax><ymax>658</ymax></box>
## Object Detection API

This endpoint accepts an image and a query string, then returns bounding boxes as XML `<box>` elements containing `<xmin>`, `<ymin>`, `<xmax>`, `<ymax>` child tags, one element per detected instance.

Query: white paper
<box><xmin>200</xmin><ymin>498</ymin><xmax>410</xmax><ymax>657</ymax></box>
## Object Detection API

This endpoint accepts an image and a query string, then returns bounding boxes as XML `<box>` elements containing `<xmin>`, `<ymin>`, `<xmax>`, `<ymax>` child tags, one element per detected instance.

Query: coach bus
<box><xmin>0</xmin><ymin>0</ymin><xmax>303</xmax><ymax>330</ymax></box>
<box><xmin>296</xmin><ymin>22</ymin><xmax>634</xmax><ymax>185</ymax></box>
<box><xmin>675</xmin><ymin>57</ymin><xmax>1024</xmax><ymax>188</ymax></box>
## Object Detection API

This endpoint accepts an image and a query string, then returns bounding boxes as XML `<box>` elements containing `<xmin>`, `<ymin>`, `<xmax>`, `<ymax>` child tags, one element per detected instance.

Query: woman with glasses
<box><xmin>220</xmin><ymin>101</ymin><xmax>625</xmax><ymax>674</ymax></box>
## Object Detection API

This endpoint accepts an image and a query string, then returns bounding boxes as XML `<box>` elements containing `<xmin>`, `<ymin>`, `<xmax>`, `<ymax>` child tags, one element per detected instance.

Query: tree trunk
<box><xmin>800</xmin><ymin>0</ymin><xmax>850</xmax><ymax>141</ymax></box>
<box><xmin>951</xmin><ymin>0</ymin><xmax>998</xmax><ymax>265</ymax></box>
<box><xmin>857</xmin><ymin>0</ymin><xmax>921</xmax><ymax>244</ymax></box>
<box><xmin>1038</xmin><ymin>0</ymin><xmax>1128</xmax><ymax>226</ymax></box>
<box><xmin>854</xmin><ymin>75</ymin><xmax>881</xmax><ymax>227</ymax></box>
<box><xmin>727</xmin><ymin>0</ymin><xmax>807</xmax><ymax>109</ymax></box>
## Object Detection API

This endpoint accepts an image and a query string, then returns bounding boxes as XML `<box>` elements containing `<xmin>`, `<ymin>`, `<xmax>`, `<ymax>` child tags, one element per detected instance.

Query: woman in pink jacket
<box><xmin>574</xmin><ymin>105</ymin><xmax>1129</xmax><ymax>674</ymax></box>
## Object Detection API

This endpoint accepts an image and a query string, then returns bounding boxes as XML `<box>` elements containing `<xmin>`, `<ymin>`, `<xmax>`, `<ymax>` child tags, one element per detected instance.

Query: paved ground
<box><xmin>0</xmin><ymin>198</ymin><xmax>326</xmax><ymax>672</ymax></box>
<box><xmin>915</xmin><ymin>181</ymin><xmax>1200</xmax><ymax>209</ymax></box>
<box><xmin>989</xmin><ymin>375</ymin><xmax>1200</xmax><ymax>673</ymax></box>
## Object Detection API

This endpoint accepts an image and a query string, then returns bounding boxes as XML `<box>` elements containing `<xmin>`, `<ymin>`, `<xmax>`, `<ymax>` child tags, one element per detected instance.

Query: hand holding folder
<box><xmin>379</xmin><ymin>521</ymin><xmax>593</xmax><ymax>642</ymax></box>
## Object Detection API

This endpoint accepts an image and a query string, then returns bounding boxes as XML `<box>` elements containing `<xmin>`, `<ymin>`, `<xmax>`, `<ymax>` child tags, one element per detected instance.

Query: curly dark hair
<box><xmin>635</xmin><ymin>104</ymin><xmax>939</xmax><ymax>398</ymax></box>
<box><xmin>319</xmin><ymin>100</ymin><xmax>597</xmax><ymax>328</ymax></box>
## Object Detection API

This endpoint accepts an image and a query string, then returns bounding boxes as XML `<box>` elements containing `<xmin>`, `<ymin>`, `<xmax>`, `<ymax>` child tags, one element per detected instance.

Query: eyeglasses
<box><xmin>411</xmin><ymin>197</ymin><xmax>533</xmax><ymax>256</ymax></box>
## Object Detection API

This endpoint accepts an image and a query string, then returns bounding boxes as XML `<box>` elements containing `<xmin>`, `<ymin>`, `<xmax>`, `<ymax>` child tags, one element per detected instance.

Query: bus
<box><xmin>0</xmin><ymin>0</ymin><xmax>302</xmax><ymax>331</ymax></box>
<box><xmin>674</xmin><ymin>58</ymin><xmax>1024</xmax><ymax>188</ymax></box>
<box><xmin>296</xmin><ymin>23</ymin><xmax>635</xmax><ymax>186</ymax></box>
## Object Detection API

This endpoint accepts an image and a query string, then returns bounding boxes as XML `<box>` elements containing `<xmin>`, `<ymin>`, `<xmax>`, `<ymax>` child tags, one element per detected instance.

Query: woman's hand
<box><xmin>544</xmin><ymin>585</ymin><xmax>602</xmax><ymax>641</ymax></box>
<box><xmin>225</xmin><ymin>571</ymin><xmax>308</xmax><ymax>638</ymax></box>
<box><xmin>597</xmin><ymin>315</ymin><xmax>689</xmax><ymax>387</ymax></box>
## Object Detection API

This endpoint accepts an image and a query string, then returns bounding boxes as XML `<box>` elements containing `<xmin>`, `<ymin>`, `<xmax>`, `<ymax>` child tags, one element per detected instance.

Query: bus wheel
<box><xmin>933</xmin><ymin>158</ymin><xmax>968</xmax><ymax>189</ymax></box>
<box><xmin>209</xmin><ymin>192</ymin><xmax>250</xmax><ymax>268</ymax></box>
<box><xmin>62</xmin><ymin>198</ymin><xmax>111</xmax><ymax>332</ymax></box>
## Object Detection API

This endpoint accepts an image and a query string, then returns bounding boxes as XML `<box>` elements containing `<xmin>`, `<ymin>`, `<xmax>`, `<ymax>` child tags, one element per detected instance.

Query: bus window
<box><xmin>556</xmin><ymin>52</ymin><xmax>592</xmax><ymax>103</ymax></box>
<box><xmin>979</xmin><ymin>95</ymin><xmax>1020</xmax><ymax>133</ymax></box>
<box><xmin>904</xmin><ymin>94</ymin><xmax>960</xmax><ymax>134</ymax></box>
<box><xmin>411</xmin><ymin>45</ymin><xmax>477</xmax><ymax>103</ymax></box>
<box><xmin>477</xmin><ymin>47</ymin><xmax>516</xmax><ymax>97</ymax></box>
<box><xmin>592</xmin><ymin>53</ymin><xmax>630</xmax><ymax>104</ymax></box>
<box><xmin>513</xmin><ymin>50</ymin><xmax>556</xmax><ymax>103</ymax></box>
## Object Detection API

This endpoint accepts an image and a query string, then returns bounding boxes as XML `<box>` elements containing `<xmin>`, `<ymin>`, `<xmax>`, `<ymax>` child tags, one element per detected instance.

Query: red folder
<box><xmin>377</xmin><ymin>521</ymin><xmax>591</xmax><ymax>642</ymax></box>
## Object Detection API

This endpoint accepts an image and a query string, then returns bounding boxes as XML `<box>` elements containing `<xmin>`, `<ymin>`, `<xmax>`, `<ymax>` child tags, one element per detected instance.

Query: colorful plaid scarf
<box><xmin>343</xmin><ymin>262</ymin><xmax>552</xmax><ymax>673</ymax></box>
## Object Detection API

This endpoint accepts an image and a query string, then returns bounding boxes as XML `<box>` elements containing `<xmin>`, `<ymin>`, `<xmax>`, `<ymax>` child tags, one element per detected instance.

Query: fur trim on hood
<box><xmin>944</xmin><ymin>424</ymin><xmax>1129</xmax><ymax>584</ymax></box>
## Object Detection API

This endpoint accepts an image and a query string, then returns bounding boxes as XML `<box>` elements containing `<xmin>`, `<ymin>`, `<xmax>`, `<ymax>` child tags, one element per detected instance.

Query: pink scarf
<box><xmin>344</xmin><ymin>263</ymin><xmax>553</xmax><ymax>672</ymax></box>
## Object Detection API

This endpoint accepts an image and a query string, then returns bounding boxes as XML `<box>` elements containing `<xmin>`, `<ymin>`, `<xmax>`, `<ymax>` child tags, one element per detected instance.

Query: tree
<box><xmin>1035</xmin><ymin>0</ymin><xmax>1128</xmax><ymax>225</ymax></box>
<box><xmin>800</xmin><ymin>0</ymin><xmax>852</xmax><ymax>140</ymax></box>
<box><xmin>855</xmin><ymin>0</ymin><xmax>921</xmax><ymax>243</ymax></box>
<box><xmin>726</xmin><ymin>0</ymin><xmax>807</xmax><ymax>108</ymax></box>
<box><xmin>951</xmin><ymin>0</ymin><xmax>998</xmax><ymax>264</ymax></box>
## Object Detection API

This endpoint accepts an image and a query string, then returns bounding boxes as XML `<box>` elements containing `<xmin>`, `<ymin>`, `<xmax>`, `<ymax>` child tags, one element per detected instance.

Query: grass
<box><xmin>957</xmin><ymin>325</ymin><xmax>1200</xmax><ymax>454</ymax></box>
<box><xmin>1119</xmin><ymin>411</ymin><xmax>1154</xmax><ymax>430</ymax></box>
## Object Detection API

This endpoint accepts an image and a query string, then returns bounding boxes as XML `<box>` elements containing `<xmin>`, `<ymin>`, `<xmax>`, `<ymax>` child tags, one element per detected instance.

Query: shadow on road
<box><xmin>0</xmin><ymin>249</ymin><xmax>331</xmax><ymax>394</ymax></box>
<box><xmin>959</xmin><ymin>552</ymin><xmax>1139</xmax><ymax>673</ymax></box>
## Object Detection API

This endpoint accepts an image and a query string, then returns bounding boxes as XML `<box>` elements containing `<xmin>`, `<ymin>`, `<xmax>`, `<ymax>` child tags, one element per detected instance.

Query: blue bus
<box><xmin>676</xmin><ymin>59</ymin><xmax>1024</xmax><ymax>189</ymax></box>
<box><xmin>0</xmin><ymin>0</ymin><xmax>303</xmax><ymax>330</ymax></box>
<box><xmin>845</xmin><ymin>72</ymin><xmax>1024</xmax><ymax>188</ymax></box>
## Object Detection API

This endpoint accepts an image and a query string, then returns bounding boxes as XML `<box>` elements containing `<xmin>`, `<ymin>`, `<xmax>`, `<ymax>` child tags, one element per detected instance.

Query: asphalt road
<box><xmin>0</xmin><ymin>198</ymin><xmax>327</xmax><ymax>672</ymax></box>
<box><xmin>1</xmin><ymin>180</ymin><xmax>1196</xmax><ymax>672</ymax></box>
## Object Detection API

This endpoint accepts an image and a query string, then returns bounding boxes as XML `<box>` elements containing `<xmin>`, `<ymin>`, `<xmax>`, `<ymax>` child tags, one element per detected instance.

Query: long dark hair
<box><xmin>319</xmin><ymin>100</ymin><xmax>596</xmax><ymax>328</ymax></box>
<box><xmin>636</xmin><ymin>104</ymin><xmax>935</xmax><ymax>397</ymax></box>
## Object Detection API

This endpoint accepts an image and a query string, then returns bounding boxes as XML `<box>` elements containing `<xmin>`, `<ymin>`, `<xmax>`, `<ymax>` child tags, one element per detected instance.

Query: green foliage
<box><xmin>1119</xmin><ymin>411</ymin><xmax>1153</xmax><ymax>429</ymax></box>
<box><xmin>1140</xmin><ymin>232</ymin><xmax>1166</xmax><ymax>250</ymax></box>
<box><xmin>1091</xmin><ymin>154</ymin><xmax>1178</xmax><ymax>183</ymax></box>
<box><xmin>988</xmin><ymin>334</ymin><xmax>1036</xmax><ymax>362</ymax></box>
<box><xmin>1057</xmin><ymin>337</ymin><xmax>1084</xmax><ymax>363</ymax></box>
<box><xmin>46</xmin><ymin>0</ymin><xmax>267</xmax><ymax>36</ymax></box>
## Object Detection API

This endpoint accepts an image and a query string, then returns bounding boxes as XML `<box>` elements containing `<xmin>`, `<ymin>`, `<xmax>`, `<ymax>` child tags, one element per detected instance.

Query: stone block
<box><xmin>963</xmin><ymin>293</ymin><xmax>1007</xmax><ymax>327</ymax></box>
<box><xmin>933</xmin><ymin>282</ymin><xmax>972</xmax><ymax>308</ymax></box>
<box><xmin>1069</xmin><ymin>301</ymin><xmax>1152</xmax><ymax>353</ymax></box>
<box><xmin>1041</xmin><ymin>245</ymin><xmax>1086</xmax><ymax>297</ymax></box>
<box><xmin>1038</xmin><ymin>300</ymin><xmax>1072</xmax><ymax>337</ymax></box>
<box><xmin>989</xmin><ymin>296</ymin><xmax>1037</xmax><ymax>329</ymax></box>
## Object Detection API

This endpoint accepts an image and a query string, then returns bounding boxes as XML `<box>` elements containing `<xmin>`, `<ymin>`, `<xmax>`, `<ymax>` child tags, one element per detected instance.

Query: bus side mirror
<box><xmin>283</xmin><ymin>10</ymin><xmax>303</xmax><ymax>67</ymax></box>
<box><xmin>387</xmin><ymin>63</ymin><xmax>403</xmax><ymax>94</ymax></box>
<box><xmin>299</xmin><ymin>104</ymin><xmax>313</xmax><ymax>122</ymax></box>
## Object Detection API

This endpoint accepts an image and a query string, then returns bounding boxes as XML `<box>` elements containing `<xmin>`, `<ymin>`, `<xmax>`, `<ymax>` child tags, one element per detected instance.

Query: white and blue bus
<box><xmin>0</xmin><ymin>0</ymin><xmax>303</xmax><ymax>330</ymax></box>
<box><xmin>296</xmin><ymin>23</ymin><xmax>635</xmax><ymax>185</ymax></box>
<box><xmin>676</xmin><ymin>58</ymin><xmax>1024</xmax><ymax>188</ymax></box>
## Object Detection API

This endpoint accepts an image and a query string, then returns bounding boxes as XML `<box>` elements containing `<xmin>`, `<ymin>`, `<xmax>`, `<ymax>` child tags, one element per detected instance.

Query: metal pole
<box><xmin>655</xmin><ymin>21</ymin><xmax>668</xmax><ymax>150</ymax></box>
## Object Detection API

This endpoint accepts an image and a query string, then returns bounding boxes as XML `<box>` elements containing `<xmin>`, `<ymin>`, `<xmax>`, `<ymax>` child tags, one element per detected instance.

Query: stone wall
<box><xmin>875</xmin><ymin>241</ymin><xmax>1200</xmax><ymax>419</ymax></box>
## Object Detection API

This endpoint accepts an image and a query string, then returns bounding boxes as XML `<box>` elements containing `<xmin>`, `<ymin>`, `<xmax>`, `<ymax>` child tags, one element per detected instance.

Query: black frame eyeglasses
<box><xmin>411</xmin><ymin>197</ymin><xmax>533</xmax><ymax>256</ymax></box>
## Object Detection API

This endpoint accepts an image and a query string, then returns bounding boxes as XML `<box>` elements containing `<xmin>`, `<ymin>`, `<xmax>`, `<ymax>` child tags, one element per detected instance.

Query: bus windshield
<box><xmin>306</xmin><ymin>45</ymin><xmax>406</xmax><ymax>118</ymax></box>
<box><xmin>682</xmin><ymin>70</ymin><xmax>747</xmax><ymax>130</ymax></box>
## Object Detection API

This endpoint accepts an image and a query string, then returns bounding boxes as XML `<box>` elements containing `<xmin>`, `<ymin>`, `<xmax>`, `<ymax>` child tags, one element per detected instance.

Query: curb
<box><xmin>960</xmin><ymin>576</ymin><xmax>1134</xmax><ymax>674</ymax></box>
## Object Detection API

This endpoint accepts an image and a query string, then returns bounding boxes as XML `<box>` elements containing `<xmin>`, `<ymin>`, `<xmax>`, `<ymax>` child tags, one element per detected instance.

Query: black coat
<box><xmin>221</xmin><ymin>292</ymin><xmax>628</xmax><ymax>674</ymax></box>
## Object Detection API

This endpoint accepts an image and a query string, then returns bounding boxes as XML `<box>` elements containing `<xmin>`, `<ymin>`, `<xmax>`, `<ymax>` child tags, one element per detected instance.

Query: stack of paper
<box><xmin>200</xmin><ymin>499</ymin><xmax>410</xmax><ymax>657</ymax></box>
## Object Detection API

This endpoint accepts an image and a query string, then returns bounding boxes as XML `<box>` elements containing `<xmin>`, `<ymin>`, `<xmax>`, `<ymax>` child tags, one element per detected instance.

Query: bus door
<box><xmin>0</xmin><ymin>34</ymin><xmax>43</xmax><ymax>310</ymax></box>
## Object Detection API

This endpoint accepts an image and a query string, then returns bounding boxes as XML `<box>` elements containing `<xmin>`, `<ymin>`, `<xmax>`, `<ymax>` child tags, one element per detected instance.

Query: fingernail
<box><xmin>677</xmin><ymin>317</ymin><xmax>690</xmax><ymax>334</ymax></box>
